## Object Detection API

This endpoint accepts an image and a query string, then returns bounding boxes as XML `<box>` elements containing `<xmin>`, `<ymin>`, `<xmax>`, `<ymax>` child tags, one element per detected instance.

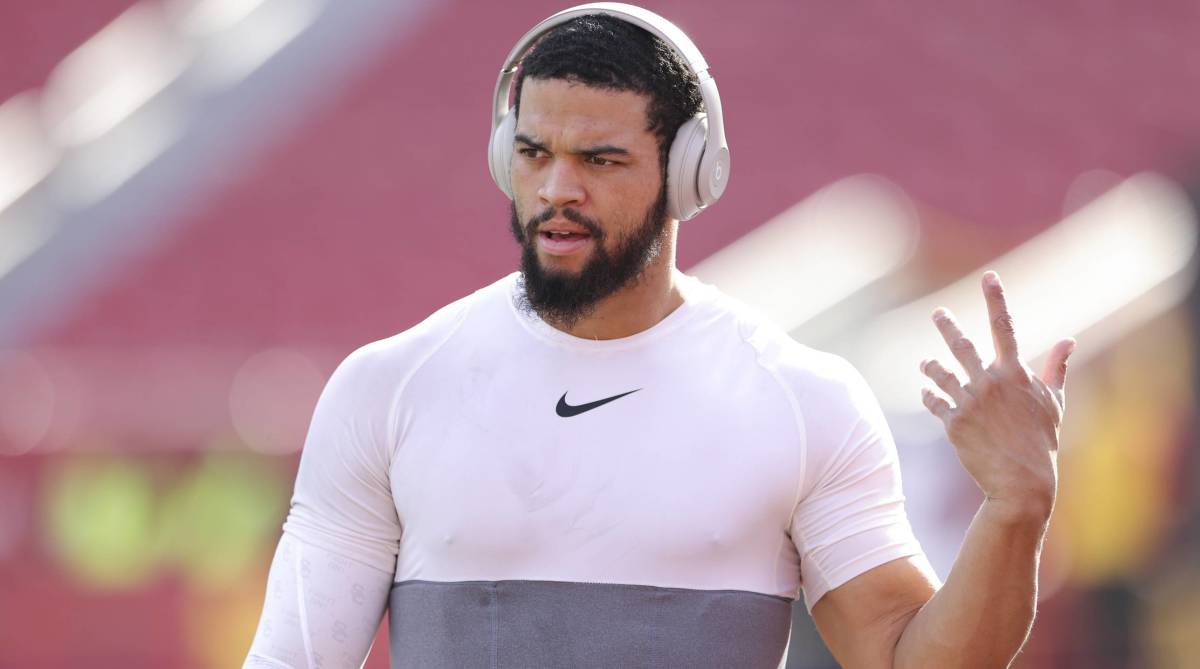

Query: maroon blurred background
<box><xmin>1</xmin><ymin>1</ymin><xmax>1197</xmax><ymax>667</ymax></box>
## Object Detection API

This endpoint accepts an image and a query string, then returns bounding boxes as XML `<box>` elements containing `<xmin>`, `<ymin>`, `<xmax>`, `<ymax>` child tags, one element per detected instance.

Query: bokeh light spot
<box><xmin>229</xmin><ymin>348</ymin><xmax>324</xmax><ymax>454</ymax></box>
<box><xmin>156</xmin><ymin>452</ymin><xmax>285</xmax><ymax>589</ymax></box>
<box><xmin>0</xmin><ymin>351</ymin><xmax>55</xmax><ymax>456</ymax></box>
<box><xmin>42</xmin><ymin>456</ymin><xmax>158</xmax><ymax>589</ymax></box>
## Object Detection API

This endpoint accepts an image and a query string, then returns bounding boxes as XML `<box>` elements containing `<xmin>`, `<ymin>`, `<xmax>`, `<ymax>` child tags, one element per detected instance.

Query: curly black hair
<box><xmin>513</xmin><ymin>13</ymin><xmax>704</xmax><ymax>171</ymax></box>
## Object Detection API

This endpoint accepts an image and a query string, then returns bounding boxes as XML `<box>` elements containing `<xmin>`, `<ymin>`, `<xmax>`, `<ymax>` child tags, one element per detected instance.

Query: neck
<box><xmin>543</xmin><ymin>224</ymin><xmax>684</xmax><ymax>341</ymax></box>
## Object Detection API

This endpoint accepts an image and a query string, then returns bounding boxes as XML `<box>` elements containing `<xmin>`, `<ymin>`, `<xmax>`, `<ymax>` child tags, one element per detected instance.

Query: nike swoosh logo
<box><xmin>556</xmin><ymin>389</ymin><xmax>641</xmax><ymax>417</ymax></box>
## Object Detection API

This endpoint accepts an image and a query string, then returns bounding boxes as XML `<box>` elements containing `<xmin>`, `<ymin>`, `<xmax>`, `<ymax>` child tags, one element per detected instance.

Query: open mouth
<box><xmin>538</xmin><ymin>229</ymin><xmax>593</xmax><ymax>255</ymax></box>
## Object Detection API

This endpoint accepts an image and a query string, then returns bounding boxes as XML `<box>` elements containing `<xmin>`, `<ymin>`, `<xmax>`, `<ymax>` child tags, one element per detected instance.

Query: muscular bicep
<box><xmin>244</xmin><ymin>533</ymin><xmax>393</xmax><ymax>669</ymax></box>
<box><xmin>810</xmin><ymin>555</ymin><xmax>940</xmax><ymax>669</ymax></box>
<box><xmin>282</xmin><ymin>345</ymin><xmax>404</xmax><ymax>572</ymax></box>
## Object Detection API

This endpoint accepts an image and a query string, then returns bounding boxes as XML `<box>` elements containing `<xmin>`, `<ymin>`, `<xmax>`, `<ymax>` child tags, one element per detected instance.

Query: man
<box><xmin>244</xmin><ymin>6</ymin><xmax>1075</xmax><ymax>668</ymax></box>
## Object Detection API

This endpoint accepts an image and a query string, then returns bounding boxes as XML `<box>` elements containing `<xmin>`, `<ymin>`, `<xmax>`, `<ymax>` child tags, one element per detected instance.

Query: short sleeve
<box><xmin>281</xmin><ymin>343</ymin><xmax>403</xmax><ymax>574</ymax></box>
<box><xmin>789</xmin><ymin>359</ymin><xmax>924</xmax><ymax>611</ymax></box>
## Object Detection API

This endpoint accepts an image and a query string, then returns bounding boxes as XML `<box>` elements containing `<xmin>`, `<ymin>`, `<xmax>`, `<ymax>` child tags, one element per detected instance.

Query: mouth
<box><xmin>536</xmin><ymin>222</ymin><xmax>594</xmax><ymax>256</ymax></box>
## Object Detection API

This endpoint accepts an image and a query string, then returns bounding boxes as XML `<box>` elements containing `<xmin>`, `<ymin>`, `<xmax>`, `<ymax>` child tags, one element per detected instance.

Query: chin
<box><xmin>537</xmin><ymin>251</ymin><xmax>591</xmax><ymax>274</ymax></box>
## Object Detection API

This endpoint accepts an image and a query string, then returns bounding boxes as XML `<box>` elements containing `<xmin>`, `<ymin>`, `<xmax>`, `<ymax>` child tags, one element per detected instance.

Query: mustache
<box><xmin>523</xmin><ymin>207</ymin><xmax>604</xmax><ymax>240</ymax></box>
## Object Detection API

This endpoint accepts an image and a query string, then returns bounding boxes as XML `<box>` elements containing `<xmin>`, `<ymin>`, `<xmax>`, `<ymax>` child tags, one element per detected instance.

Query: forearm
<box><xmin>244</xmin><ymin>533</ymin><xmax>394</xmax><ymax>669</ymax></box>
<box><xmin>893</xmin><ymin>499</ymin><xmax>1050</xmax><ymax>669</ymax></box>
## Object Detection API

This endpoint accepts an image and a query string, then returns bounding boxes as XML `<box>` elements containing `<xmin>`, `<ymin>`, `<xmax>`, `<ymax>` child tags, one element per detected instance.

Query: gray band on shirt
<box><xmin>387</xmin><ymin>579</ymin><xmax>792</xmax><ymax>668</ymax></box>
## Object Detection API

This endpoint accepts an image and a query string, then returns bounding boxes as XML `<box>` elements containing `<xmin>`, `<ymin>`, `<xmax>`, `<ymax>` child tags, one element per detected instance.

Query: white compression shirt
<box><xmin>244</xmin><ymin>272</ymin><xmax>925</xmax><ymax>669</ymax></box>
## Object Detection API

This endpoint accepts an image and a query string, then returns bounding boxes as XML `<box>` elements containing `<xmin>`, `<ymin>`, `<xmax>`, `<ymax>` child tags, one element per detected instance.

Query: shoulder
<box><xmin>684</xmin><ymin>274</ymin><xmax>874</xmax><ymax>412</ymax></box>
<box><xmin>758</xmin><ymin>336</ymin><xmax>883</xmax><ymax>455</ymax></box>
<box><xmin>683</xmin><ymin>276</ymin><xmax>886</xmax><ymax>465</ymax></box>
<box><xmin>328</xmin><ymin>274</ymin><xmax>514</xmax><ymax>394</ymax></box>
<box><xmin>769</xmin><ymin>341</ymin><xmax>878</xmax><ymax>423</ymax></box>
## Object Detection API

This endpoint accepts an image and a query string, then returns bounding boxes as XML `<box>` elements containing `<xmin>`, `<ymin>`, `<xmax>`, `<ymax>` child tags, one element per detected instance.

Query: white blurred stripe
<box><xmin>849</xmin><ymin>173</ymin><xmax>1198</xmax><ymax>415</ymax></box>
<box><xmin>42</xmin><ymin>3</ymin><xmax>190</xmax><ymax>147</ymax></box>
<box><xmin>183</xmin><ymin>0</ymin><xmax>324</xmax><ymax>88</ymax></box>
<box><xmin>56</xmin><ymin>102</ymin><xmax>184</xmax><ymax>208</ymax></box>
<box><xmin>0</xmin><ymin>94</ymin><xmax>58</xmax><ymax>212</ymax></box>
<box><xmin>0</xmin><ymin>212</ymin><xmax>55</xmax><ymax>281</ymax></box>
<box><xmin>174</xmin><ymin>0</ymin><xmax>271</xmax><ymax>36</ymax></box>
<box><xmin>689</xmin><ymin>175</ymin><xmax>920</xmax><ymax>330</ymax></box>
<box><xmin>0</xmin><ymin>0</ymin><xmax>443</xmax><ymax>347</ymax></box>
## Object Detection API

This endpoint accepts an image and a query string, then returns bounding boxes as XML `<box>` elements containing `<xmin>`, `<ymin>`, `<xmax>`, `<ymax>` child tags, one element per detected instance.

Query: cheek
<box><xmin>601</xmin><ymin>173</ymin><xmax>660</xmax><ymax>220</ymax></box>
<box><xmin>513</xmin><ymin>197</ymin><xmax>544</xmax><ymax>231</ymax></box>
<box><xmin>508</xmin><ymin>164</ymin><xmax>541</xmax><ymax>212</ymax></box>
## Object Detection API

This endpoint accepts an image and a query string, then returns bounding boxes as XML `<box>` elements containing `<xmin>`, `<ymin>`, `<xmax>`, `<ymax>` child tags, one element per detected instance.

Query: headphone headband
<box><xmin>492</xmin><ymin>3</ymin><xmax>711</xmax><ymax>126</ymax></box>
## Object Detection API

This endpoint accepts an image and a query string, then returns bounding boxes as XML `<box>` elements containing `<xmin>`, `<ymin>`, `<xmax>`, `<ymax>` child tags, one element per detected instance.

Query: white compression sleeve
<box><xmin>244</xmin><ymin>532</ymin><xmax>394</xmax><ymax>669</ymax></box>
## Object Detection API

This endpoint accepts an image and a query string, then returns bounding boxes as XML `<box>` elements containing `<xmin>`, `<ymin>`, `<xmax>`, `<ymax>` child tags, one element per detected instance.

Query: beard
<box><xmin>510</xmin><ymin>186</ymin><xmax>669</xmax><ymax>330</ymax></box>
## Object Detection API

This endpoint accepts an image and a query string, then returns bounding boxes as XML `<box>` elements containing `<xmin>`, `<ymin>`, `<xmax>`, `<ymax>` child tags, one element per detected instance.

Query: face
<box><xmin>508</xmin><ymin>78</ymin><xmax>669</xmax><ymax>327</ymax></box>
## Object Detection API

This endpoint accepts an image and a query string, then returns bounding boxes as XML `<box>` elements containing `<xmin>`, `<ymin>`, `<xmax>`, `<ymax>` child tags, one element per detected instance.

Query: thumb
<box><xmin>1041</xmin><ymin>337</ymin><xmax>1077</xmax><ymax>391</ymax></box>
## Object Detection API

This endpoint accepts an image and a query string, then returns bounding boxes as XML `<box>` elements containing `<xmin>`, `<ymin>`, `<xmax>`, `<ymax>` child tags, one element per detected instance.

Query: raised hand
<box><xmin>919</xmin><ymin>271</ymin><xmax>1076</xmax><ymax>520</ymax></box>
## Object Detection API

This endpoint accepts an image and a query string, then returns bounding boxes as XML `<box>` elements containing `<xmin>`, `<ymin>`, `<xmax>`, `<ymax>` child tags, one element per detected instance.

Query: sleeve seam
<box><xmin>744</xmin><ymin>327</ymin><xmax>809</xmax><ymax>535</ymax></box>
<box><xmin>804</xmin><ymin>543</ymin><xmax>924</xmax><ymax>612</ymax></box>
<box><xmin>385</xmin><ymin>295</ymin><xmax>477</xmax><ymax>460</ymax></box>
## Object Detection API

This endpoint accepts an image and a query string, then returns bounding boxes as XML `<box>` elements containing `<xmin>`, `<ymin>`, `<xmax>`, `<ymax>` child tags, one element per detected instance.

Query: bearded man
<box><xmin>244</xmin><ymin>5</ymin><xmax>1075</xmax><ymax>668</ymax></box>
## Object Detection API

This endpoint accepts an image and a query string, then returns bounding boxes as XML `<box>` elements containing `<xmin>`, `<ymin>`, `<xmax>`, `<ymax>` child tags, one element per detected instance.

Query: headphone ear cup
<box><xmin>666</xmin><ymin>115</ymin><xmax>708</xmax><ymax>221</ymax></box>
<box><xmin>489</xmin><ymin>109</ymin><xmax>518</xmax><ymax>199</ymax></box>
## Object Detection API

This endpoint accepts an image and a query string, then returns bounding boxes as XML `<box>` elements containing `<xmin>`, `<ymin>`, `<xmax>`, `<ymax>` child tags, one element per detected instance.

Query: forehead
<box><xmin>516</xmin><ymin>78</ymin><xmax>655</xmax><ymax>149</ymax></box>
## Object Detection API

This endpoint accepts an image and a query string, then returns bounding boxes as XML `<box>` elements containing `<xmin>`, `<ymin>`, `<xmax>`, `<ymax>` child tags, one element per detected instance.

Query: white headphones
<box><xmin>487</xmin><ymin>2</ymin><xmax>730</xmax><ymax>222</ymax></box>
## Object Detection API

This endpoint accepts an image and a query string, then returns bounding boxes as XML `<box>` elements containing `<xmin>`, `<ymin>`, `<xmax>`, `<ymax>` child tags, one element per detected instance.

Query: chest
<box><xmin>388</xmin><ymin>351</ymin><xmax>803</xmax><ymax>575</ymax></box>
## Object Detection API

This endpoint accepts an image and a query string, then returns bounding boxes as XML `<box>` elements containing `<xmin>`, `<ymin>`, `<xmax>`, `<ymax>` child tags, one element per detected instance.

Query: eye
<box><xmin>517</xmin><ymin>147</ymin><xmax>544</xmax><ymax>159</ymax></box>
<box><xmin>586</xmin><ymin>155</ymin><xmax>618</xmax><ymax>167</ymax></box>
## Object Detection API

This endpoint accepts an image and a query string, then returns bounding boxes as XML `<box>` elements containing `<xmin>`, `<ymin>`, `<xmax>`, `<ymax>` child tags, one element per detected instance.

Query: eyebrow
<box><xmin>514</xmin><ymin>133</ymin><xmax>630</xmax><ymax>157</ymax></box>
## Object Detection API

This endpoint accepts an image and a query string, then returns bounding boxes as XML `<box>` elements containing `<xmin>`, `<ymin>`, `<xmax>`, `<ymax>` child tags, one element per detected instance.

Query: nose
<box><xmin>537</xmin><ymin>159</ymin><xmax>586</xmax><ymax>209</ymax></box>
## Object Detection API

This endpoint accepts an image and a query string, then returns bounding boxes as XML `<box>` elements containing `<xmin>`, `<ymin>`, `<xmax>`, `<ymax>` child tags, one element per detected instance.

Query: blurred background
<box><xmin>1</xmin><ymin>0</ymin><xmax>1198</xmax><ymax>667</ymax></box>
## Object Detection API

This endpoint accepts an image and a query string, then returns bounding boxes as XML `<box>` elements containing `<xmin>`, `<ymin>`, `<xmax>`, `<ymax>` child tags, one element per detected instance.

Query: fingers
<box><xmin>920</xmin><ymin>358</ymin><xmax>969</xmax><ymax>405</ymax></box>
<box><xmin>982</xmin><ymin>271</ymin><xmax>1020</xmax><ymax>365</ymax></box>
<box><xmin>1040</xmin><ymin>337</ymin><xmax>1077</xmax><ymax>391</ymax></box>
<box><xmin>921</xmin><ymin>388</ymin><xmax>953</xmax><ymax>423</ymax></box>
<box><xmin>932</xmin><ymin>308</ymin><xmax>986</xmax><ymax>382</ymax></box>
